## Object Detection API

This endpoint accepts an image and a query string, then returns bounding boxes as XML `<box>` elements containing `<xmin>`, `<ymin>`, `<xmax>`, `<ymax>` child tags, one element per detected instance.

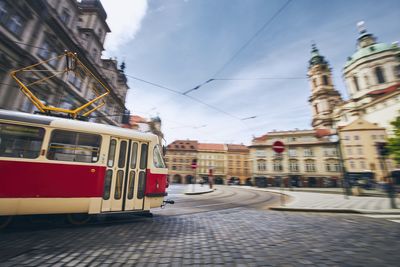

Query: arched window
<box><xmin>375</xmin><ymin>66</ymin><xmax>385</xmax><ymax>84</ymax></box>
<box><xmin>322</xmin><ymin>75</ymin><xmax>329</xmax><ymax>85</ymax></box>
<box><xmin>353</xmin><ymin>76</ymin><xmax>360</xmax><ymax>91</ymax></box>
<box><xmin>312</xmin><ymin>78</ymin><xmax>317</xmax><ymax>88</ymax></box>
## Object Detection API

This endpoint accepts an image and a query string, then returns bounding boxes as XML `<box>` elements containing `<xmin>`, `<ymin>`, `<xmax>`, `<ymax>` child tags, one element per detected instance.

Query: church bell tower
<box><xmin>307</xmin><ymin>44</ymin><xmax>343</xmax><ymax>130</ymax></box>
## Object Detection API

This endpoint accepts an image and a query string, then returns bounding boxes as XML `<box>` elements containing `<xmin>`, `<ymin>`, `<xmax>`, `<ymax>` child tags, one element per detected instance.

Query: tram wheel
<box><xmin>66</xmin><ymin>213</ymin><xmax>91</xmax><ymax>225</ymax></box>
<box><xmin>0</xmin><ymin>216</ymin><xmax>13</xmax><ymax>229</ymax></box>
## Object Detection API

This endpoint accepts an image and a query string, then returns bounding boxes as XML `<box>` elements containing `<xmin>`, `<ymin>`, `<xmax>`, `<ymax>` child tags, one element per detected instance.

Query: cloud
<box><xmin>101</xmin><ymin>0</ymin><xmax>148</xmax><ymax>53</ymax></box>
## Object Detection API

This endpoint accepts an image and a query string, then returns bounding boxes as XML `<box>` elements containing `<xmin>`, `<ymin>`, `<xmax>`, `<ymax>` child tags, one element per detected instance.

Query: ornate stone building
<box><xmin>308</xmin><ymin>22</ymin><xmax>400</xmax><ymax>134</ymax></box>
<box><xmin>250</xmin><ymin>130</ymin><xmax>342</xmax><ymax>187</ymax></box>
<box><xmin>165</xmin><ymin>141</ymin><xmax>251</xmax><ymax>185</ymax></box>
<box><xmin>0</xmin><ymin>0</ymin><xmax>128</xmax><ymax>125</ymax></box>
<box><xmin>307</xmin><ymin>44</ymin><xmax>343</xmax><ymax>130</ymax></box>
<box><xmin>307</xmin><ymin>21</ymin><xmax>400</xmax><ymax>179</ymax></box>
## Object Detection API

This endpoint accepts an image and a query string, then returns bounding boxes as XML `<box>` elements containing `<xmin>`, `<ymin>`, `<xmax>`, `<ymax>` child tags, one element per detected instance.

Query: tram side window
<box><xmin>47</xmin><ymin>130</ymin><xmax>101</xmax><ymax>163</ymax></box>
<box><xmin>0</xmin><ymin>123</ymin><xmax>44</xmax><ymax>159</ymax></box>
<box><xmin>153</xmin><ymin>145</ymin><xmax>165</xmax><ymax>168</ymax></box>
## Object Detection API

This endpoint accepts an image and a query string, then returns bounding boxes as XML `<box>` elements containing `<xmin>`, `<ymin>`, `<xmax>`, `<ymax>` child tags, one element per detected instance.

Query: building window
<box><xmin>357</xmin><ymin>147</ymin><xmax>363</xmax><ymax>155</ymax></box>
<box><xmin>289</xmin><ymin>160</ymin><xmax>299</xmax><ymax>172</ymax></box>
<box><xmin>60</xmin><ymin>8</ymin><xmax>71</xmax><ymax>25</ymax></box>
<box><xmin>6</xmin><ymin>14</ymin><xmax>24</xmax><ymax>35</ymax></box>
<box><xmin>257</xmin><ymin>160</ymin><xmax>266</xmax><ymax>172</ymax></box>
<box><xmin>353</xmin><ymin>76</ymin><xmax>360</xmax><ymax>91</ymax></box>
<box><xmin>360</xmin><ymin>161</ymin><xmax>366</xmax><ymax>170</ymax></box>
<box><xmin>314</xmin><ymin>104</ymin><xmax>319</xmax><ymax>114</ymax></box>
<box><xmin>375</xmin><ymin>66</ymin><xmax>386</xmax><ymax>84</ymax></box>
<box><xmin>322</xmin><ymin>75</ymin><xmax>329</xmax><ymax>85</ymax></box>
<box><xmin>326</xmin><ymin>160</ymin><xmax>340</xmax><ymax>172</ymax></box>
<box><xmin>324</xmin><ymin>147</ymin><xmax>337</xmax><ymax>157</ymax></box>
<box><xmin>347</xmin><ymin>148</ymin><xmax>352</xmax><ymax>155</ymax></box>
<box><xmin>68</xmin><ymin>68</ymin><xmax>85</xmax><ymax>90</ymax></box>
<box><xmin>350</xmin><ymin>161</ymin><xmax>355</xmax><ymax>169</ymax></box>
<box><xmin>0</xmin><ymin>1</ymin><xmax>8</xmax><ymax>22</ymax></box>
<box><xmin>288</xmin><ymin>148</ymin><xmax>297</xmax><ymax>157</ymax></box>
<box><xmin>304</xmin><ymin>148</ymin><xmax>313</xmax><ymax>157</ymax></box>
<box><xmin>37</xmin><ymin>39</ymin><xmax>58</xmax><ymax>67</ymax></box>
<box><xmin>354</xmin><ymin>135</ymin><xmax>360</xmax><ymax>140</ymax></box>
<box><xmin>273</xmin><ymin>160</ymin><xmax>283</xmax><ymax>172</ymax></box>
<box><xmin>305</xmin><ymin>160</ymin><xmax>316</xmax><ymax>172</ymax></box>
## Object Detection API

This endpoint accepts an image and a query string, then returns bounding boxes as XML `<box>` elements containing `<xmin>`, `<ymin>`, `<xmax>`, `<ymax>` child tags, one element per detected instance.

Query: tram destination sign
<box><xmin>272</xmin><ymin>140</ymin><xmax>285</xmax><ymax>154</ymax></box>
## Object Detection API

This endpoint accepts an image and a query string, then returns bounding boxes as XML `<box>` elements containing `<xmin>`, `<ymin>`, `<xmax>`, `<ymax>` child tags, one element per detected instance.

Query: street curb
<box><xmin>269</xmin><ymin>207</ymin><xmax>400</xmax><ymax>214</ymax></box>
<box><xmin>184</xmin><ymin>189</ymin><xmax>215</xmax><ymax>195</ymax></box>
<box><xmin>269</xmin><ymin>207</ymin><xmax>363</xmax><ymax>213</ymax></box>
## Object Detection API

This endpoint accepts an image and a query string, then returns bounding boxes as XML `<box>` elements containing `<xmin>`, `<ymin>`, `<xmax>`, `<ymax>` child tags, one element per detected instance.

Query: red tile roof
<box><xmin>315</xmin><ymin>128</ymin><xmax>333</xmax><ymax>138</ymax></box>
<box><xmin>198</xmin><ymin>143</ymin><xmax>225</xmax><ymax>151</ymax></box>
<box><xmin>367</xmin><ymin>83</ymin><xmax>400</xmax><ymax>96</ymax></box>
<box><xmin>167</xmin><ymin>140</ymin><xmax>198</xmax><ymax>150</ymax></box>
<box><xmin>227</xmin><ymin>144</ymin><xmax>249</xmax><ymax>152</ymax></box>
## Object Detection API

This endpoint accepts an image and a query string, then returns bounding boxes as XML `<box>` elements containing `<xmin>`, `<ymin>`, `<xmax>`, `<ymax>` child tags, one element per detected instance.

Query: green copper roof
<box><xmin>345</xmin><ymin>42</ymin><xmax>398</xmax><ymax>68</ymax></box>
<box><xmin>309</xmin><ymin>44</ymin><xmax>328</xmax><ymax>68</ymax></box>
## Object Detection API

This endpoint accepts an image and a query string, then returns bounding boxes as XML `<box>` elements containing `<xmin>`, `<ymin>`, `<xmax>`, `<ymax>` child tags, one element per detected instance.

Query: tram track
<box><xmin>0</xmin><ymin>186</ymin><xmax>281</xmax><ymax>232</ymax></box>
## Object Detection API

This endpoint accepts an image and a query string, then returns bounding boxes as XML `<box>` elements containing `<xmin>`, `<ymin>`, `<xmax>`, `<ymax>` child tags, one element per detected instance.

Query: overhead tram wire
<box><xmin>182</xmin><ymin>0</ymin><xmax>293</xmax><ymax>95</ymax></box>
<box><xmin>5</xmin><ymin>39</ymin><xmax>297</xmax><ymax>125</ymax></box>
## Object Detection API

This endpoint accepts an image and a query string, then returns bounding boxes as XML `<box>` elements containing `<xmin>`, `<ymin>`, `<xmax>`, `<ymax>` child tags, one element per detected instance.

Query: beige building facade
<box><xmin>339</xmin><ymin>118</ymin><xmax>393</xmax><ymax>181</ymax></box>
<box><xmin>250</xmin><ymin>130</ymin><xmax>342</xmax><ymax>187</ymax></box>
<box><xmin>197</xmin><ymin>143</ymin><xmax>227</xmax><ymax>184</ymax></box>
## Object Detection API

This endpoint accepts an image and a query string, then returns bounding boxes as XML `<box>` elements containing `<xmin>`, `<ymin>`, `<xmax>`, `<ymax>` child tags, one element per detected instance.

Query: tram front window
<box><xmin>0</xmin><ymin>123</ymin><xmax>44</xmax><ymax>159</ymax></box>
<box><xmin>153</xmin><ymin>145</ymin><xmax>166</xmax><ymax>168</ymax></box>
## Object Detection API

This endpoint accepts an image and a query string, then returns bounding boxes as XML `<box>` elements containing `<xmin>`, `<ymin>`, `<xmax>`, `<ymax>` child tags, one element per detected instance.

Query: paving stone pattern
<box><xmin>0</xmin><ymin>209</ymin><xmax>400</xmax><ymax>266</ymax></box>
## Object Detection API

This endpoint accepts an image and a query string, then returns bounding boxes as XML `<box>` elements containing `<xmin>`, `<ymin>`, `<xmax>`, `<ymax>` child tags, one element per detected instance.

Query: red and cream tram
<box><xmin>0</xmin><ymin>109</ymin><xmax>169</xmax><ymax>227</ymax></box>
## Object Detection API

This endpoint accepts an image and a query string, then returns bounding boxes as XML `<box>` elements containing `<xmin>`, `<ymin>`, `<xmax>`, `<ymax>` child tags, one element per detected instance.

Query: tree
<box><xmin>388</xmin><ymin>112</ymin><xmax>400</xmax><ymax>164</ymax></box>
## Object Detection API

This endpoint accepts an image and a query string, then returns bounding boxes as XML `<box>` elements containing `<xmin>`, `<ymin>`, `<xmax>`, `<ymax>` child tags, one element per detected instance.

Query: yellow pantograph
<box><xmin>10</xmin><ymin>51</ymin><xmax>110</xmax><ymax>118</ymax></box>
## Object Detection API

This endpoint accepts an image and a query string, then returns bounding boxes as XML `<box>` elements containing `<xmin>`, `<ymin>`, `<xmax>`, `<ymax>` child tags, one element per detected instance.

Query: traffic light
<box><xmin>375</xmin><ymin>142</ymin><xmax>389</xmax><ymax>156</ymax></box>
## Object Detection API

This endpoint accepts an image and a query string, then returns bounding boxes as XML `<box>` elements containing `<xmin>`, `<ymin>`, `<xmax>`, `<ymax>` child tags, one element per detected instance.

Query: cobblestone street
<box><xmin>1</xmin><ymin>206</ymin><xmax>399</xmax><ymax>266</ymax></box>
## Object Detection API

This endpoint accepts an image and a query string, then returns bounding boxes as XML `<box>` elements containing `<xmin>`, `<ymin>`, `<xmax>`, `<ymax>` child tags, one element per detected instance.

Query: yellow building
<box><xmin>250</xmin><ymin>130</ymin><xmax>342</xmax><ymax>187</ymax></box>
<box><xmin>226</xmin><ymin>144</ymin><xmax>251</xmax><ymax>185</ymax></box>
<box><xmin>197</xmin><ymin>143</ymin><xmax>227</xmax><ymax>184</ymax></box>
<box><xmin>338</xmin><ymin>118</ymin><xmax>392</xmax><ymax>181</ymax></box>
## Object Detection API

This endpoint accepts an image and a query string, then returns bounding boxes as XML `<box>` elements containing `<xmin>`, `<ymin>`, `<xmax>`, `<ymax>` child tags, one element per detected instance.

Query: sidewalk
<box><xmin>265</xmin><ymin>186</ymin><xmax>386</xmax><ymax>197</ymax></box>
<box><xmin>235</xmin><ymin>186</ymin><xmax>400</xmax><ymax>214</ymax></box>
<box><xmin>184</xmin><ymin>184</ymin><xmax>215</xmax><ymax>195</ymax></box>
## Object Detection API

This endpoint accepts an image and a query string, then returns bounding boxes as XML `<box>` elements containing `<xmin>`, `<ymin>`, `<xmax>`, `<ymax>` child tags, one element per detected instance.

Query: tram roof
<box><xmin>0</xmin><ymin>109</ymin><xmax>158</xmax><ymax>142</ymax></box>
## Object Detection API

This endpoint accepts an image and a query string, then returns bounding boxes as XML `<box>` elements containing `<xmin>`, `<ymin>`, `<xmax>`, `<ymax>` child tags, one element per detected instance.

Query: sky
<box><xmin>101</xmin><ymin>0</ymin><xmax>400</xmax><ymax>145</ymax></box>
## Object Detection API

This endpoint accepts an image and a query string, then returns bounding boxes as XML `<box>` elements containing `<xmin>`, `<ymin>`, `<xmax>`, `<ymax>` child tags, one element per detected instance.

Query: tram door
<box><xmin>101</xmin><ymin>138</ymin><xmax>148</xmax><ymax>212</ymax></box>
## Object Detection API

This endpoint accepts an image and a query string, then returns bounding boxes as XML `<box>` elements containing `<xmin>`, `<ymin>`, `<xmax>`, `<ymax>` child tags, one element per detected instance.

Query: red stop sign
<box><xmin>272</xmin><ymin>140</ymin><xmax>285</xmax><ymax>153</ymax></box>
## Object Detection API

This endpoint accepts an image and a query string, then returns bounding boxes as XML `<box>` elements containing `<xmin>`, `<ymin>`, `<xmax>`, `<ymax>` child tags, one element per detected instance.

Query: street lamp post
<box><xmin>329</xmin><ymin>134</ymin><xmax>350</xmax><ymax>198</ymax></box>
